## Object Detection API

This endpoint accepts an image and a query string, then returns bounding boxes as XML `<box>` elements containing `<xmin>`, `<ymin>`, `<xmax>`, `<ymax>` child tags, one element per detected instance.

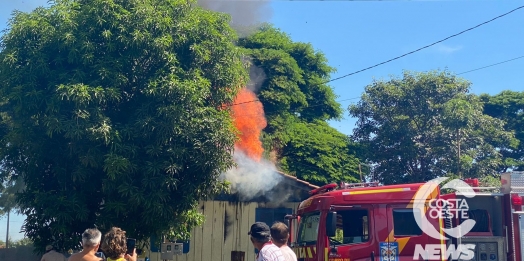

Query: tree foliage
<box><xmin>349</xmin><ymin>70</ymin><xmax>517</xmax><ymax>184</ymax></box>
<box><xmin>0</xmin><ymin>176</ymin><xmax>25</xmax><ymax>216</ymax></box>
<box><xmin>237</xmin><ymin>25</ymin><xmax>361</xmax><ymax>185</ymax></box>
<box><xmin>279</xmin><ymin>120</ymin><xmax>361</xmax><ymax>186</ymax></box>
<box><xmin>0</xmin><ymin>0</ymin><xmax>247</xmax><ymax>252</ymax></box>
<box><xmin>480</xmin><ymin>90</ymin><xmax>524</xmax><ymax>172</ymax></box>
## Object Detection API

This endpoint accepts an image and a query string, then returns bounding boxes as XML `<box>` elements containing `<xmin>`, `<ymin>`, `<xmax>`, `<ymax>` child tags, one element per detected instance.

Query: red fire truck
<box><xmin>286</xmin><ymin>172</ymin><xmax>524</xmax><ymax>261</ymax></box>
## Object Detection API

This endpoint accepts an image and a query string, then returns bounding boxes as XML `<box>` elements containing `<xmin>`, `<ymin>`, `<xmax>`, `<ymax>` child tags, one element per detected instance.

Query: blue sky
<box><xmin>1</xmin><ymin>0</ymin><xmax>523</xmax><ymax>241</ymax></box>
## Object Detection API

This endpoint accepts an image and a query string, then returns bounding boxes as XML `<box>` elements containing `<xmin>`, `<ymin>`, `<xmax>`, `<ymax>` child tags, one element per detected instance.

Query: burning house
<box><xmin>140</xmin><ymin>86</ymin><xmax>319</xmax><ymax>261</ymax></box>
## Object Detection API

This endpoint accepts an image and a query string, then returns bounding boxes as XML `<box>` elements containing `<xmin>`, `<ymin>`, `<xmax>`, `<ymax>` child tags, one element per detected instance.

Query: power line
<box><xmin>231</xmin><ymin>53</ymin><xmax>524</xmax><ymax>119</ymax></box>
<box><xmin>457</xmin><ymin>55</ymin><xmax>524</xmax><ymax>75</ymax></box>
<box><xmin>322</xmin><ymin>5</ymin><xmax>524</xmax><ymax>83</ymax></box>
<box><xmin>228</xmin><ymin>5</ymin><xmax>524</xmax><ymax>107</ymax></box>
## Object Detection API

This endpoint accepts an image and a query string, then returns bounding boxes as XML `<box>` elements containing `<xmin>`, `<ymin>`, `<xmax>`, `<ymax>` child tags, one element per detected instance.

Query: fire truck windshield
<box><xmin>297</xmin><ymin>212</ymin><xmax>320</xmax><ymax>245</ymax></box>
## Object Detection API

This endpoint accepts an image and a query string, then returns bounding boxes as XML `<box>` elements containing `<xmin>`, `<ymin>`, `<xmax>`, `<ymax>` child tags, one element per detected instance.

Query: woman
<box><xmin>100</xmin><ymin>227</ymin><xmax>137</xmax><ymax>261</ymax></box>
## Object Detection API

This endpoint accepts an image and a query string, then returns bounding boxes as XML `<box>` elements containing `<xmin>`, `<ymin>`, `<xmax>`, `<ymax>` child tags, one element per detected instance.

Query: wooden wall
<box><xmin>143</xmin><ymin>200</ymin><xmax>300</xmax><ymax>261</ymax></box>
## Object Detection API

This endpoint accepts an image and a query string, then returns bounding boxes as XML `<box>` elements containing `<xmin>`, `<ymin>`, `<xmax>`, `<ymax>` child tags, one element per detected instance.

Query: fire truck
<box><xmin>285</xmin><ymin>172</ymin><xmax>524</xmax><ymax>261</ymax></box>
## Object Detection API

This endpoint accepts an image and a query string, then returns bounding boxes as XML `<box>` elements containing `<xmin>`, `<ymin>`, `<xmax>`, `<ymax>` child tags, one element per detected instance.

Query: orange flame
<box><xmin>231</xmin><ymin>88</ymin><xmax>267</xmax><ymax>161</ymax></box>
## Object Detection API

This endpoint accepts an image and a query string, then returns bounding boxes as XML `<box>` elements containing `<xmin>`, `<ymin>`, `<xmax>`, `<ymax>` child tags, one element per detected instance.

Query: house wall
<box><xmin>144</xmin><ymin>200</ymin><xmax>300</xmax><ymax>261</ymax></box>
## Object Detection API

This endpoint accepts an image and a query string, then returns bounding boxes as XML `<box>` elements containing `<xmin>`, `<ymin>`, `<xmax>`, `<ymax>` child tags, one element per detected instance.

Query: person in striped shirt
<box><xmin>249</xmin><ymin>222</ymin><xmax>286</xmax><ymax>261</ymax></box>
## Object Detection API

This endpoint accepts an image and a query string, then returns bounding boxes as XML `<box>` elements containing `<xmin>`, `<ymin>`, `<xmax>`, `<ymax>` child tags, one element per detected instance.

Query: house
<box><xmin>142</xmin><ymin>171</ymin><xmax>318</xmax><ymax>261</ymax></box>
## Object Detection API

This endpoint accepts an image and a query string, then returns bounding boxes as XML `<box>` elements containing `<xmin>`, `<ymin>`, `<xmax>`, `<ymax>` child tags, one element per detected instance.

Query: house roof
<box><xmin>275</xmin><ymin>171</ymin><xmax>319</xmax><ymax>190</ymax></box>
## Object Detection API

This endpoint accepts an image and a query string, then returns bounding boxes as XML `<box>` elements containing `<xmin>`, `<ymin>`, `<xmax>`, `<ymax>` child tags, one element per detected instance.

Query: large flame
<box><xmin>231</xmin><ymin>88</ymin><xmax>267</xmax><ymax>161</ymax></box>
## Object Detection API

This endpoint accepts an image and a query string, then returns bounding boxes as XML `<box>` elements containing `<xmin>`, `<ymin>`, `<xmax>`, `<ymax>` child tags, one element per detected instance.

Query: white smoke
<box><xmin>221</xmin><ymin>150</ymin><xmax>285</xmax><ymax>202</ymax></box>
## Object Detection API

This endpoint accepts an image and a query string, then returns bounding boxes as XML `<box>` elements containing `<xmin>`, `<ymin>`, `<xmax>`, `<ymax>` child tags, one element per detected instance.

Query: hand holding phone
<box><xmin>126</xmin><ymin>238</ymin><xmax>136</xmax><ymax>255</ymax></box>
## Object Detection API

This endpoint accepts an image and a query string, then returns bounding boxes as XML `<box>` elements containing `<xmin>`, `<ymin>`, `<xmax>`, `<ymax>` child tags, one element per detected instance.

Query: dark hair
<box><xmin>270</xmin><ymin>222</ymin><xmax>289</xmax><ymax>245</ymax></box>
<box><xmin>101</xmin><ymin>227</ymin><xmax>127</xmax><ymax>259</ymax></box>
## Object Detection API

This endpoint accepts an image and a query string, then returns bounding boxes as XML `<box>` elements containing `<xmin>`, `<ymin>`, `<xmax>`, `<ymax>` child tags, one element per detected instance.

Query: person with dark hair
<box><xmin>100</xmin><ymin>227</ymin><xmax>137</xmax><ymax>261</ymax></box>
<box><xmin>69</xmin><ymin>228</ymin><xmax>103</xmax><ymax>261</ymax></box>
<box><xmin>249</xmin><ymin>222</ymin><xmax>285</xmax><ymax>261</ymax></box>
<box><xmin>41</xmin><ymin>245</ymin><xmax>67</xmax><ymax>261</ymax></box>
<box><xmin>270</xmin><ymin>222</ymin><xmax>297</xmax><ymax>261</ymax></box>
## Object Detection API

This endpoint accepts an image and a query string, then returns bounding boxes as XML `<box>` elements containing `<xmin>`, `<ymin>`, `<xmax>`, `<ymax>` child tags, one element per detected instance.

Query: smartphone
<box><xmin>95</xmin><ymin>252</ymin><xmax>106</xmax><ymax>259</ymax></box>
<box><xmin>126</xmin><ymin>238</ymin><xmax>136</xmax><ymax>255</ymax></box>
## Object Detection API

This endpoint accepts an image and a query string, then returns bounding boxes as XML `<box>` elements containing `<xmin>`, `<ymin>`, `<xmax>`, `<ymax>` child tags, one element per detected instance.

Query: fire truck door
<box><xmin>329</xmin><ymin>206</ymin><xmax>375</xmax><ymax>261</ymax></box>
<box><xmin>385</xmin><ymin>204</ymin><xmax>426</xmax><ymax>261</ymax></box>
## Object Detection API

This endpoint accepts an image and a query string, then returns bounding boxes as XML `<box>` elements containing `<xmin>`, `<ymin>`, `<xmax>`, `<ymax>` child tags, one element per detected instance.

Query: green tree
<box><xmin>0</xmin><ymin>176</ymin><xmax>24</xmax><ymax>216</ymax></box>
<box><xmin>349</xmin><ymin>70</ymin><xmax>516</xmax><ymax>184</ymax></box>
<box><xmin>0</xmin><ymin>0</ymin><xmax>247</xmax><ymax>252</ymax></box>
<box><xmin>238</xmin><ymin>25</ymin><xmax>360</xmax><ymax>185</ymax></box>
<box><xmin>279</xmin><ymin>120</ymin><xmax>361</xmax><ymax>186</ymax></box>
<box><xmin>9</xmin><ymin>237</ymin><xmax>34</xmax><ymax>248</ymax></box>
<box><xmin>480</xmin><ymin>91</ymin><xmax>524</xmax><ymax>172</ymax></box>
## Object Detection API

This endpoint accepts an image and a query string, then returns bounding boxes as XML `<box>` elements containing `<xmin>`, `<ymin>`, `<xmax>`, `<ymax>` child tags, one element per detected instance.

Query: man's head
<box><xmin>45</xmin><ymin>245</ymin><xmax>54</xmax><ymax>252</ymax></box>
<box><xmin>270</xmin><ymin>222</ymin><xmax>290</xmax><ymax>247</ymax></box>
<box><xmin>249</xmin><ymin>222</ymin><xmax>271</xmax><ymax>247</ymax></box>
<box><xmin>82</xmin><ymin>228</ymin><xmax>102</xmax><ymax>249</ymax></box>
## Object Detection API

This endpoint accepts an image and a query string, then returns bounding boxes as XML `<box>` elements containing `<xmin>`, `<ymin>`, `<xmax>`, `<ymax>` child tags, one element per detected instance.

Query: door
<box><xmin>386</xmin><ymin>204</ymin><xmax>425</xmax><ymax>261</ymax></box>
<box><xmin>328</xmin><ymin>206</ymin><xmax>376</xmax><ymax>261</ymax></box>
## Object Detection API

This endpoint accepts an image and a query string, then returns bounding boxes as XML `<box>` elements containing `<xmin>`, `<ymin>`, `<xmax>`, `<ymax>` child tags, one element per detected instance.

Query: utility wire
<box><xmin>457</xmin><ymin>55</ymin><xmax>524</xmax><ymax>75</ymax></box>
<box><xmin>228</xmin><ymin>5</ymin><xmax>524</xmax><ymax>107</ymax></box>
<box><xmin>232</xmin><ymin>53</ymin><xmax>524</xmax><ymax>119</ymax></box>
<box><xmin>317</xmin><ymin>5</ymin><xmax>524</xmax><ymax>84</ymax></box>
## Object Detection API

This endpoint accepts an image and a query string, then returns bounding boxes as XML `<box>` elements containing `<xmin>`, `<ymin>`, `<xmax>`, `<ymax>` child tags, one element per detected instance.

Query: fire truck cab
<box><xmin>286</xmin><ymin>172</ymin><xmax>524</xmax><ymax>261</ymax></box>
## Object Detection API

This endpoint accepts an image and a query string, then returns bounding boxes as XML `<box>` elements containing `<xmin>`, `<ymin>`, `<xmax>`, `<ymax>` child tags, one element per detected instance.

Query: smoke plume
<box><xmin>247</xmin><ymin>62</ymin><xmax>267</xmax><ymax>93</ymax></box>
<box><xmin>196</xmin><ymin>0</ymin><xmax>272</xmax><ymax>35</ymax></box>
<box><xmin>222</xmin><ymin>150</ymin><xmax>286</xmax><ymax>202</ymax></box>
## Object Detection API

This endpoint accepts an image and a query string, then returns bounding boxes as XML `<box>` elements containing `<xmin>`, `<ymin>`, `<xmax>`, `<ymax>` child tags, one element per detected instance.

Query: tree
<box><xmin>237</xmin><ymin>25</ymin><xmax>361</xmax><ymax>185</ymax></box>
<box><xmin>279</xmin><ymin>120</ymin><xmax>361</xmax><ymax>186</ymax></box>
<box><xmin>480</xmin><ymin>91</ymin><xmax>524</xmax><ymax>172</ymax></box>
<box><xmin>349</xmin><ymin>70</ymin><xmax>516</xmax><ymax>184</ymax></box>
<box><xmin>0</xmin><ymin>176</ymin><xmax>25</xmax><ymax>249</ymax></box>
<box><xmin>0</xmin><ymin>176</ymin><xmax>24</xmax><ymax>216</ymax></box>
<box><xmin>0</xmin><ymin>0</ymin><xmax>247</xmax><ymax>252</ymax></box>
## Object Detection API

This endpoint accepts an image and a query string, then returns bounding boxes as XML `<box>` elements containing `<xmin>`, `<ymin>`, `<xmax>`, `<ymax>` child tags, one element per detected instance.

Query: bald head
<box><xmin>270</xmin><ymin>222</ymin><xmax>290</xmax><ymax>246</ymax></box>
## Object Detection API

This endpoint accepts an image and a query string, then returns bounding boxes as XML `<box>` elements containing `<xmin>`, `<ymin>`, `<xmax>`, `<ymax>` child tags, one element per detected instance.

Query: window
<box><xmin>393</xmin><ymin>209</ymin><xmax>422</xmax><ymax>236</ymax></box>
<box><xmin>297</xmin><ymin>212</ymin><xmax>320</xmax><ymax>244</ymax></box>
<box><xmin>329</xmin><ymin>209</ymin><xmax>369</xmax><ymax>245</ymax></box>
<box><xmin>459</xmin><ymin>209</ymin><xmax>490</xmax><ymax>233</ymax></box>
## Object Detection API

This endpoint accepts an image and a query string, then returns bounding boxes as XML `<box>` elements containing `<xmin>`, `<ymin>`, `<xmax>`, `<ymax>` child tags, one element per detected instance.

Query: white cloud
<box><xmin>436</xmin><ymin>44</ymin><xmax>463</xmax><ymax>54</ymax></box>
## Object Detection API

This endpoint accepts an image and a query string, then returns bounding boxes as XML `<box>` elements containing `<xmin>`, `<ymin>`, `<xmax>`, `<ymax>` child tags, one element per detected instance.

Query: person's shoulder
<box><xmin>281</xmin><ymin>246</ymin><xmax>297</xmax><ymax>261</ymax></box>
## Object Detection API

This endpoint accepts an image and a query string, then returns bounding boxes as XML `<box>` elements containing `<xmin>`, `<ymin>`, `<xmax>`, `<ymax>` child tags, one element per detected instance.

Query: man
<box><xmin>249</xmin><ymin>222</ymin><xmax>285</xmax><ymax>261</ymax></box>
<box><xmin>270</xmin><ymin>222</ymin><xmax>297</xmax><ymax>261</ymax></box>
<box><xmin>41</xmin><ymin>245</ymin><xmax>67</xmax><ymax>261</ymax></box>
<box><xmin>68</xmin><ymin>228</ymin><xmax>103</xmax><ymax>261</ymax></box>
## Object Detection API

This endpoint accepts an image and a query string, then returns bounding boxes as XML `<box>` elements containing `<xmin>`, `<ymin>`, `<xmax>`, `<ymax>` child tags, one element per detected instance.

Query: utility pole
<box><xmin>457</xmin><ymin>129</ymin><xmax>461</xmax><ymax>179</ymax></box>
<box><xmin>359</xmin><ymin>163</ymin><xmax>372</xmax><ymax>182</ymax></box>
<box><xmin>359</xmin><ymin>164</ymin><xmax>363</xmax><ymax>183</ymax></box>
<box><xmin>5</xmin><ymin>209</ymin><xmax>9</xmax><ymax>248</ymax></box>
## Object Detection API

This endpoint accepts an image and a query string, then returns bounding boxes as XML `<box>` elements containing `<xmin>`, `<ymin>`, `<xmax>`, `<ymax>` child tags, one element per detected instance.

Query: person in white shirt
<box><xmin>249</xmin><ymin>222</ymin><xmax>286</xmax><ymax>261</ymax></box>
<box><xmin>270</xmin><ymin>222</ymin><xmax>298</xmax><ymax>261</ymax></box>
<box><xmin>41</xmin><ymin>245</ymin><xmax>67</xmax><ymax>261</ymax></box>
